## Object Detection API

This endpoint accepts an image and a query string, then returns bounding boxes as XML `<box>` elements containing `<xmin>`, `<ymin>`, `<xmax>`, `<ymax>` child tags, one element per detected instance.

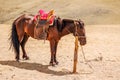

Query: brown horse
<box><xmin>47</xmin><ymin>18</ymin><xmax>86</xmax><ymax>66</ymax></box>
<box><xmin>9</xmin><ymin>14</ymin><xmax>86</xmax><ymax>66</ymax></box>
<box><xmin>9</xmin><ymin>10</ymin><xmax>54</xmax><ymax>61</ymax></box>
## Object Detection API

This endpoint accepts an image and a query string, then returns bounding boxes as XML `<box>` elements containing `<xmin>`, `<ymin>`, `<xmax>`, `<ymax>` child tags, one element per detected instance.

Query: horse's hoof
<box><xmin>16</xmin><ymin>59</ymin><xmax>20</xmax><ymax>62</ymax></box>
<box><xmin>54</xmin><ymin>61</ymin><xmax>59</xmax><ymax>65</ymax></box>
<box><xmin>49</xmin><ymin>62</ymin><xmax>56</xmax><ymax>66</ymax></box>
<box><xmin>15</xmin><ymin>57</ymin><xmax>20</xmax><ymax>62</ymax></box>
<box><xmin>55</xmin><ymin>61</ymin><xmax>59</xmax><ymax>65</ymax></box>
<box><xmin>23</xmin><ymin>56</ymin><xmax>29</xmax><ymax>60</ymax></box>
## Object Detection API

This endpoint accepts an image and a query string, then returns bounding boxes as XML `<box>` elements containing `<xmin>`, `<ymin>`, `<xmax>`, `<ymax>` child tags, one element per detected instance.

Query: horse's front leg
<box><xmin>54</xmin><ymin>41</ymin><xmax>59</xmax><ymax>65</ymax></box>
<box><xmin>49</xmin><ymin>40</ymin><xmax>58</xmax><ymax>66</ymax></box>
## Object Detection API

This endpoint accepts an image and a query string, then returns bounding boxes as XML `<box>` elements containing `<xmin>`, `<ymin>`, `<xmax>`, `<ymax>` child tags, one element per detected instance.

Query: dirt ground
<box><xmin>0</xmin><ymin>0</ymin><xmax>120</xmax><ymax>80</ymax></box>
<box><xmin>0</xmin><ymin>24</ymin><xmax>120</xmax><ymax>80</ymax></box>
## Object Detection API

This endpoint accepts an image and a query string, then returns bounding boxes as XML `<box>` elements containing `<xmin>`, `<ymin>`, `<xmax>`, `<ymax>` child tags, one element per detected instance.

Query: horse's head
<box><xmin>34</xmin><ymin>10</ymin><xmax>54</xmax><ymax>39</ymax></box>
<box><xmin>74</xmin><ymin>20</ymin><xmax>86</xmax><ymax>46</ymax></box>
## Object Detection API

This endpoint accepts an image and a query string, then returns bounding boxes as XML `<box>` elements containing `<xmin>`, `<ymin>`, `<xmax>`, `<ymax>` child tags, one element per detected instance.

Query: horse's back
<box><xmin>13</xmin><ymin>14</ymin><xmax>35</xmax><ymax>39</ymax></box>
<box><xmin>15</xmin><ymin>14</ymin><xmax>34</xmax><ymax>24</ymax></box>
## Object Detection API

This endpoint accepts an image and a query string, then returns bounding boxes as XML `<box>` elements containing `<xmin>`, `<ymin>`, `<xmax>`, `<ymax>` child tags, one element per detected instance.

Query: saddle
<box><xmin>34</xmin><ymin>9</ymin><xmax>55</xmax><ymax>26</ymax></box>
<box><xmin>33</xmin><ymin>9</ymin><xmax>55</xmax><ymax>40</ymax></box>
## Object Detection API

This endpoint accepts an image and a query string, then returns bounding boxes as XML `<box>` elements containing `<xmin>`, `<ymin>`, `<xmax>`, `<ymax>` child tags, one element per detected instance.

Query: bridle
<box><xmin>74</xmin><ymin>21</ymin><xmax>86</xmax><ymax>38</ymax></box>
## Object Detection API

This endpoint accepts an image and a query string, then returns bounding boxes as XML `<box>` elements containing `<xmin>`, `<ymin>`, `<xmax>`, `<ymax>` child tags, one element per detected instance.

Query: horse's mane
<box><xmin>51</xmin><ymin>17</ymin><xmax>75</xmax><ymax>32</ymax></box>
<box><xmin>50</xmin><ymin>17</ymin><xmax>62</xmax><ymax>32</ymax></box>
<box><xmin>62</xmin><ymin>19</ymin><xmax>74</xmax><ymax>23</ymax></box>
<box><xmin>56</xmin><ymin>18</ymin><xmax>75</xmax><ymax>32</ymax></box>
<box><xmin>62</xmin><ymin>19</ymin><xmax>74</xmax><ymax>26</ymax></box>
<box><xmin>62</xmin><ymin>19</ymin><xmax>84</xmax><ymax>30</ymax></box>
<box><xmin>51</xmin><ymin>17</ymin><xmax>84</xmax><ymax>32</ymax></box>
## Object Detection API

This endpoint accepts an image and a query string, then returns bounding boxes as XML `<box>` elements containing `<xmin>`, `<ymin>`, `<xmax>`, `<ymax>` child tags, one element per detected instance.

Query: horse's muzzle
<box><xmin>79</xmin><ymin>38</ymin><xmax>86</xmax><ymax>46</ymax></box>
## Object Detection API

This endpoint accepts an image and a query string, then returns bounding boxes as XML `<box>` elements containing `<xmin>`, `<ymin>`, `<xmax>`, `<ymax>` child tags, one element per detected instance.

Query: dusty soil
<box><xmin>0</xmin><ymin>0</ymin><xmax>120</xmax><ymax>80</ymax></box>
<box><xmin>0</xmin><ymin>24</ymin><xmax>120</xmax><ymax>80</ymax></box>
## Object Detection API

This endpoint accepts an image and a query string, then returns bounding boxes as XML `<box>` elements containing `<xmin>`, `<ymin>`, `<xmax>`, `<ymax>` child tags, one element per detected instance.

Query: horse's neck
<box><xmin>60</xmin><ymin>25</ymin><xmax>74</xmax><ymax>37</ymax></box>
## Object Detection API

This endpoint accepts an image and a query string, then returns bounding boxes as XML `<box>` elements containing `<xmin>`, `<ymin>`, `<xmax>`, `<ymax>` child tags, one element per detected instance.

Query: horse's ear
<box><xmin>47</xmin><ymin>10</ymin><xmax>54</xmax><ymax>19</ymax></box>
<box><xmin>78</xmin><ymin>20</ymin><xmax>84</xmax><ymax>28</ymax></box>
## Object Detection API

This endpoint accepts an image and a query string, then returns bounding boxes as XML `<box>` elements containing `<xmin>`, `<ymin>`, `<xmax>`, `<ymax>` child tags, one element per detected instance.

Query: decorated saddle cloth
<box><xmin>34</xmin><ymin>9</ymin><xmax>55</xmax><ymax>25</ymax></box>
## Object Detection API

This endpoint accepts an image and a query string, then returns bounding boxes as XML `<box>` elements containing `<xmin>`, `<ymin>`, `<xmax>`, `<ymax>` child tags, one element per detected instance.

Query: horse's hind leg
<box><xmin>20</xmin><ymin>34</ymin><xmax>29</xmax><ymax>60</ymax></box>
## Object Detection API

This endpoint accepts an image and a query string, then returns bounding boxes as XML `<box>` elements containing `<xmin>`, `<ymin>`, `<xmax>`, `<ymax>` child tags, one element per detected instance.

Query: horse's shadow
<box><xmin>0</xmin><ymin>60</ymin><xmax>71</xmax><ymax>76</ymax></box>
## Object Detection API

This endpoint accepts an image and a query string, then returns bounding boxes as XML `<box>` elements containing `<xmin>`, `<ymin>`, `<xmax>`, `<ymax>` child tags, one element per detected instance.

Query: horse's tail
<box><xmin>9</xmin><ymin>21</ymin><xmax>20</xmax><ymax>58</ymax></box>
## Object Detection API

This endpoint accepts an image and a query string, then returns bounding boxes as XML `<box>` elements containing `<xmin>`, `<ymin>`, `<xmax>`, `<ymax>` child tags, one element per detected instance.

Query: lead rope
<box><xmin>80</xmin><ymin>45</ymin><xmax>94</xmax><ymax>73</ymax></box>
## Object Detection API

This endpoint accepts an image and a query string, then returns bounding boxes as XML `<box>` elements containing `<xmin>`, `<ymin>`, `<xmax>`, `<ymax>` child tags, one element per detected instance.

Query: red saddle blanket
<box><xmin>34</xmin><ymin>9</ymin><xmax>55</xmax><ymax>25</ymax></box>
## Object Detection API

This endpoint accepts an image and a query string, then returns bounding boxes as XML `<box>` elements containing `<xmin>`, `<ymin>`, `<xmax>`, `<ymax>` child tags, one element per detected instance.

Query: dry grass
<box><xmin>0</xmin><ymin>0</ymin><xmax>120</xmax><ymax>24</ymax></box>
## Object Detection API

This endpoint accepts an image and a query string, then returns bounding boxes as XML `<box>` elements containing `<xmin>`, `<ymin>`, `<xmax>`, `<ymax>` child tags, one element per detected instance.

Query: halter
<box><xmin>74</xmin><ymin>21</ymin><xmax>86</xmax><ymax>38</ymax></box>
<box><xmin>78</xmin><ymin>35</ymin><xmax>86</xmax><ymax>38</ymax></box>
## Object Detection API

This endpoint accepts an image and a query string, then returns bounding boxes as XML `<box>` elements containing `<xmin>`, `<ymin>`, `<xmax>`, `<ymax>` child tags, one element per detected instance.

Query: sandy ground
<box><xmin>0</xmin><ymin>24</ymin><xmax>120</xmax><ymax>80</ymax></box>
<box><xmin>0</xmin><ymin>0</ymin><xmax>120</xmax><ymax>80</ymax></box>
<box><xmin>0</xmin><ymin>0</ymin><xmax>120</xmax><ymax>24</ymax></box>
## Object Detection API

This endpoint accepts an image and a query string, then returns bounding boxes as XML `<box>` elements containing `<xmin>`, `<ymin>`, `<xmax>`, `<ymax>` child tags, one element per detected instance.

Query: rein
<box><xmin>74</xmin><ymin>21</ymin><xmax>86</xmax><ymax>38</ymax></box>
